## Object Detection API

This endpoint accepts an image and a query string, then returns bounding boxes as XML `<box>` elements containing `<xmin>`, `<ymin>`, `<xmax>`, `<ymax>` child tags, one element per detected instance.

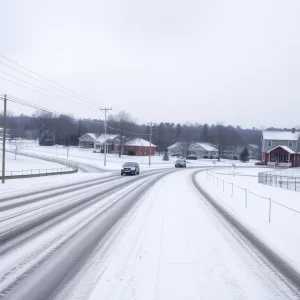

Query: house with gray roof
<box><xmin>261</xmin><ymin>129</ymin><xmax>300</xmax><ymax>167</ymax></box>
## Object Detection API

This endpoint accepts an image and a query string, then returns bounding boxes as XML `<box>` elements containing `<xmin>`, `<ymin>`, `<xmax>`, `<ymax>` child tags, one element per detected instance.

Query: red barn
<box><xmin>123</xmin><ymin>138</ymin><xmax>156</xmax><ymax>156</ymax></box>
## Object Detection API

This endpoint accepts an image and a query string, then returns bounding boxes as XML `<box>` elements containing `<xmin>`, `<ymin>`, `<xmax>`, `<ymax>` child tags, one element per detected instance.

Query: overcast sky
<box><xmin>0</xmin><ymin>0</ymin><xmax>299</xmax><ymax>128</ymax></box>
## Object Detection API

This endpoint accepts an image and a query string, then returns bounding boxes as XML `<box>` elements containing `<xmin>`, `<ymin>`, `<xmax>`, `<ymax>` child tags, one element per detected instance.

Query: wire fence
<box><xmin>1</xmin><ymin>148</ymin><xmax>78</xmax><ymax>179</ymax></box>
<box><xmin>206</xmin><ymin>168</ymin><xmax>300</xmax><ymax>223</ymax></box>
<box><xmin>258</xmin><ymin>171</ymin><xmax>300</xmax><ymax>192</ymax></box>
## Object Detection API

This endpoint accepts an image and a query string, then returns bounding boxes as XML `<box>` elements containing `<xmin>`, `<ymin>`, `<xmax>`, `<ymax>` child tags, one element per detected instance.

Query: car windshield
<box><xmin>176</xmin><ymin>160</ymin><xmax>185</xmax><ymax>163</ymax></box>
<box><xmin>124</xmin><ymin>162</ymin><xmax>136</xmax><ymax>167</ymax></box>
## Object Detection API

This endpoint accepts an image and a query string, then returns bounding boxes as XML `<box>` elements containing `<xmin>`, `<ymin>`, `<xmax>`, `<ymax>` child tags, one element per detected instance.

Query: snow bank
<box><xmin>196</xmin><ymin>168</ymin><xmax>300</xmax><ymax>273</ymax></box>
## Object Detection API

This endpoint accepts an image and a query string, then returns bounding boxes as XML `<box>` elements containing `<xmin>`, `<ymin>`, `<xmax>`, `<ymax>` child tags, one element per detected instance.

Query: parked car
<box><xmin>121</xmin><ymin>162</ymin><xmax>140</xmax><ymax>175</ymax></box>
<box><xmin>175</xmin><ymin>159</ymin><xmax>186</xmax><ymax>168</ymax></box>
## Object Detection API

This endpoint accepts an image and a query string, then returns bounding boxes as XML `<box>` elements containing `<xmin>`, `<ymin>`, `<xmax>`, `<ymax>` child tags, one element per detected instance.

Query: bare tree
<box><xmin>10</xmin><ymin>139</ymin><xmax>25</xmax><ymax>160</ymax></box>
<box><xmin>107</xmin><ymin>111</ymin><xmax>138</xmax><ymax>157</ymax></box>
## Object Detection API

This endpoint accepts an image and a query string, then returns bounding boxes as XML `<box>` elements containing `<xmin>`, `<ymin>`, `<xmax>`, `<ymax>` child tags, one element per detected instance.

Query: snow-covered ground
<box><xmin>196</xmin><ymin>167</ymin><xmax>300</xmax><ymax>274</ymax></box>
<box><xmin>78</xmin><ymin>170</ymin><xmax>293</xmax><ymax>300</ymax></box>
<box><xmin>0</xmin><ymin>151</ymin><xmax>67</xmax><ymax>176</ymax></box>
<box><xmin>18</xmin><ymin>140</ymin><xmax>259</xmax><ymax>172</ymax></box>
<box><xmin>0</xmin><ymin>165</ymin><xmax>298</xmax><ymax>299</ymax></box>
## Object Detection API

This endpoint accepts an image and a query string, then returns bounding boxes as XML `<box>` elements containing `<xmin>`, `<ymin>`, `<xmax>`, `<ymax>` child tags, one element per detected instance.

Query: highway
<box><xmin>0</xmin><ymin>168</ymin><xmax>299</xmax><ymax>299</ymax></box>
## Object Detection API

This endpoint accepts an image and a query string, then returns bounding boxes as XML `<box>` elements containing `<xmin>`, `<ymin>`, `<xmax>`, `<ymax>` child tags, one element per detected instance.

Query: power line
<box><xmin>0</xmin><ymin>76</ymin><xmax>97</xmax><ymax>110</ymax></box>
<box><xmin>0</xmin><ymin>61</ymin><xmax>98</xmax><ymax>107</ymax></box>
<box><xmin>0</xmin><ymin>71</ymin><xmax>98</xmax><ymax>109</ymax></box>
<box><xmin>0</xmin><ymin>54</ymin><xmax>99</xmax><ymax>106</ymax></box>
<box><xmin>1</xmin><ymin>93</ymin><xmax>155</xmax><ymax>140</ymax></box>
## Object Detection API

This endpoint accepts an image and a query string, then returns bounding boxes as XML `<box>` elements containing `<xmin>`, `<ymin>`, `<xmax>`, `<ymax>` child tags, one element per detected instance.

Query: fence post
<box><xmin>245</xmin><ymin>189</ymin><xmax>248</xmax><ymax>207</ymax></box>
<box><xmin>223</xmin><ymin>180</ymin><xmax>224</xmax><ymax>192</ymax></box>
<box><xmin>280</xmin><ymin>176</ymin><xmax>282</xmax><ymax>188</ymax></box>
<box><xmin>231</xmin><ymin>183</ymin><xmax>233</xmax><ymax>198</ymax></box>
<box><xmin>268</xmin><ymin>198</ymin><xmax>272</xmax><ymax>223</ymax></box>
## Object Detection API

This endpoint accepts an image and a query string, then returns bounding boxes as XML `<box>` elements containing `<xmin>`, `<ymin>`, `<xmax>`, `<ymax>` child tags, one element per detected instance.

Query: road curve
<box><xmin>0</xmin><ymin>169</ymin><xmax>175</xmax><ymax>299</ymax></box>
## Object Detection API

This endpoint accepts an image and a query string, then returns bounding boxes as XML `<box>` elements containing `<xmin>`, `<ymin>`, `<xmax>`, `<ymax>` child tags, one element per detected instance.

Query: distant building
<box><xmin>123</xmin><ymin>138</ymin><xmax>156</xmax><ymax>156</ymax></box>
<box><xmin>261</xmin><ymin>129</ymin><xmax>300</xmax><ymax>167</ymax></box>
<box><xmin>188</xmin><ymin>143</ymin><xmax>218</xmax><ymax>158</ymax></box>
<box><xmin>93</xmin><ymin>134</ymin><xmax>120</xmax><ymax>153</ymax></box>
<box><xmin>78</xmin><ymin>133</ymin><xmax>100</xmax><ymax>148</ymax></box>
<box><xmin>247</xmin><ymin>144</ymin><xmax>260</xmax><ymax>160</ymax></box>
<box><xmin>167</xmin><ymin>142</ymin><xmax>218</xmax><ymax>158</ymax></box>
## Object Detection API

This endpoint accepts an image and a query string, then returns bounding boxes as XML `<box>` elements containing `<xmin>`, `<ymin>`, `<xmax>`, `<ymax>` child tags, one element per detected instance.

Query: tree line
<box><xmin>0</xmin><ymin>110</ymin><xmax>264</xmax><ymax>155</ymax></box>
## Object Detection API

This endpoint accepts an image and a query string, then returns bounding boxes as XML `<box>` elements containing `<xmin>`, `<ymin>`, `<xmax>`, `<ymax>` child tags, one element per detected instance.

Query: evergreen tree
<box><xmin>163</xmin><ymin>151</ymin><xmax>169</xmax><ymax>161</ymax></box>
<box><xmin>201</xmin><ymin>124</ymin><xmax>209</xmax><ymax>142</ymax></box>
<box><xmin>240</xmin><ymin>147</ymin><xmax>249</xmax><ymax>162</ymax></box>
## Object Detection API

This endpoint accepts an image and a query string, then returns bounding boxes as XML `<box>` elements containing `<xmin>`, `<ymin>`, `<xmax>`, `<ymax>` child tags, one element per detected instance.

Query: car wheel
<box><xmin>137</xmin><ymin>171</ymin><xmax>140</xmax><ymax>175</ymax></box>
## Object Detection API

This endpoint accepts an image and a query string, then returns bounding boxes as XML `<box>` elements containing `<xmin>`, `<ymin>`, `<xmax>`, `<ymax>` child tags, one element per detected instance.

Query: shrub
<box><xmin>209</xmin><ymin>155</ymin><xmax>213</xmax><ymax>159</ymax></box>
<box><xmin>163</xmin><ymin>152</ymin><xmax>169</xmax><ymax>161</ymax></box>
<box><xmin>127</xmin><ymin>150</ymin><xmax>136</xmax><ymax>156</ymax></box>
<box><xmin>186</xmin><ymin>155</ymin><xmax>197</xmax><ymax>160</ymax></box>
<box><xmin>203</xmin><ymin>155</ymin><xmax>209</xmax><ymax>159</ymax></box>
<box><xmin>232</xmin><ymin>156</ymin><xmax>238</xmax><ymax>160</ymax></box>
<box><xmin>255</xmin><ymin>162</ymin><xmax>265</xmax><ymax>165</ymax></box>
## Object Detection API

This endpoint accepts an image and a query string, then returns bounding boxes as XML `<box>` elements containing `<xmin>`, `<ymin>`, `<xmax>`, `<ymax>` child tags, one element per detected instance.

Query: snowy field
<box><xmin>17</xmin><ymin>140</ymin><xmax>259</xmax><ymax>172</ymax></box>
<box><xmin>197</xmin><ymin>167</ymin><xmax>300</xmax><ymax>274</ymax></box>
<box><xmin>0</xmin><ymin>151</ymin><xmax>67</xmax><ymax>176</ymax></box>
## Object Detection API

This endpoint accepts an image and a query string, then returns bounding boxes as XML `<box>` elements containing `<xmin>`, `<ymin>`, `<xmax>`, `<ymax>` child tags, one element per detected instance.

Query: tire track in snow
<box><xmin>0</xmin><ymin>170</ymin><xmax>173</xmax><ymax>300</ymax></box>
<box><xmin>192</xmin><ymin>170</ymin><xmax>300</xmax><ymax>297</ymax></box>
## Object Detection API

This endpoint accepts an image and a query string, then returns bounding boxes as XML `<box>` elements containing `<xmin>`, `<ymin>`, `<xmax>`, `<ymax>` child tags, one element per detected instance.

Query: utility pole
<box><xmin>100</xmin><ymin>107</ymin><xmax>112</xmax><ymax>166</ymax></box>
<box><xmin>148</xmin><ymin>122</ymin><xmax>153</xmax><ymax>167</ymax></box>
<box><xmin>2</xmin><ymin>94</ymin><xmax>7</xmax><ymax>184</ymax></box>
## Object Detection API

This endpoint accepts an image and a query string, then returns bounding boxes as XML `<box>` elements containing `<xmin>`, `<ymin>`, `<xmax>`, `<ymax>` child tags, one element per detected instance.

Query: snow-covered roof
<box><xmin>125</xmin><ymin>138</ymin><xmax>157</xmax><ymax>147</ymax></box>
<box><xmin>96</xmin><ymin>134</ymin><xmax>119</xmax><ymax>143</ymax></box>
<box><xmin>267</xmin><ymin>145</ymin><xmax>295</xmax><ymax>154</ymax></box>
<box><xmin>262</xmin><ymin>131</ymin><xmax>300</xmax><ymax>141</ymax></box>
<box><xmin>78</xmin><ymin>133</ymin><xmax>100</xmax><ymax>141</ymax></box>
<box><xmin>248</xmin><ymin>144</ymin><xmax>259</xmax><ymax>149</ymax></box>
<box><xmin>167</xmin><ymin>142</ymin><xmax>181</xmax><ymax>149</ymax></box>
<box><xmin>195</xmin><ymin>143</ymin><xmax>218</xmax><ymax>152</ymax></box>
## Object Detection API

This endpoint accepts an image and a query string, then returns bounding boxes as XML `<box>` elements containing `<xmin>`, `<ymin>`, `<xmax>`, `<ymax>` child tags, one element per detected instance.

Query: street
<box><xmin>0</xmin><ymin>169</ymin><xmax>299</xmax><ymax>299</ymax></box>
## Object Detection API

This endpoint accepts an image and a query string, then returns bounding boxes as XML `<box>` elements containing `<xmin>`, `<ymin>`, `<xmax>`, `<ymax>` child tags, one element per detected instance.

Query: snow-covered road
<box><xmin>0</xmin><ymin>168</ymin><xmax>299</xmax><ymax>299</ymax></box>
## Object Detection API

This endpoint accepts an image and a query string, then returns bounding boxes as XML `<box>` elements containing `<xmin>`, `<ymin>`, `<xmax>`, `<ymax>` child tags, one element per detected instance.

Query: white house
<box><xmin>78</xmin><ymin>133</ymin><xmax>100</xmax><ymax>148</ymax></box>
<box><xmin>94</xmin><ymin>134</ymin><xmax>120</xmax><ymax>153</ymax></box>
<box><xmin>167</xmin><ymin>142</ymin><xmax>218</xmax><ymax>158</ymax></box>
<box><xmin>188</xmin><ymin>143</ymin><xmax>218</xmax><ymax>158</ymax></box>
<box><xmin>167</xmin><ymin>142</ymin><xmax>185</xmax><ymax>157</ymax></box>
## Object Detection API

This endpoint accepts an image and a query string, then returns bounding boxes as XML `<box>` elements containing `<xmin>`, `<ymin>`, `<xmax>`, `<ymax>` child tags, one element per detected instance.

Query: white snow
<box><xmin>267</xmin><ymin>145</ymin><xmax>295</xmax><ymax>154</ymax></box>
<box><xmin>84</xmin><ymin>170</ymin><xmax>293</xmax><ymax>299</ymax></box>
<box><xmin>79</xmin><ymin>133</ymin><xmax>100</xmax><ymax>141</ymax></box>
<box><xmin>0</xmin><ymin>151</ymin><xmax>67</xmax><ymax>176</ymax></box>
<box><xmin>197</xmin><ymin>167</ymin><xmax>300</xmax><ymax>273</ymax></box>
<box><xmin>262</xmin><ymin>130</ymin><xmax>300</xmax><ymax>141</ymax></box>
<box><xmin>193</xmin><ymin>142</ymin><xmax>218</xmax><ymax>152</ymax></box>
<box><xmin>124</xmin><ymin>137</ymin><xmax>156</xmax><ymax>147</ymax></box>
<box><xmin>96</xmin><ymin>134</ymin><xmax>119</xmax><ymax>143</ymax></box>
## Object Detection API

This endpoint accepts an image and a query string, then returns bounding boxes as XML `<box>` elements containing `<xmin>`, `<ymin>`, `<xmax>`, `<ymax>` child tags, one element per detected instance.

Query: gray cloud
<box><xmin>0</xmin><ymin>0</ymin><xmax>299</xmax><ymax>128</ymax></box>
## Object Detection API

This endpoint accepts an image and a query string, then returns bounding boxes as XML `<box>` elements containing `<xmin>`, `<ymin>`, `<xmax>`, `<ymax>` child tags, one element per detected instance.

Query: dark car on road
<box><xmin>175</xmin><ymin>159</ymin><xmax>186</xmax><ymax>168</ymax></box>
<box><xmin>121</xmin><ymin>162</ymin><xmax>140</xmax><ymax>175</ymax></box>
